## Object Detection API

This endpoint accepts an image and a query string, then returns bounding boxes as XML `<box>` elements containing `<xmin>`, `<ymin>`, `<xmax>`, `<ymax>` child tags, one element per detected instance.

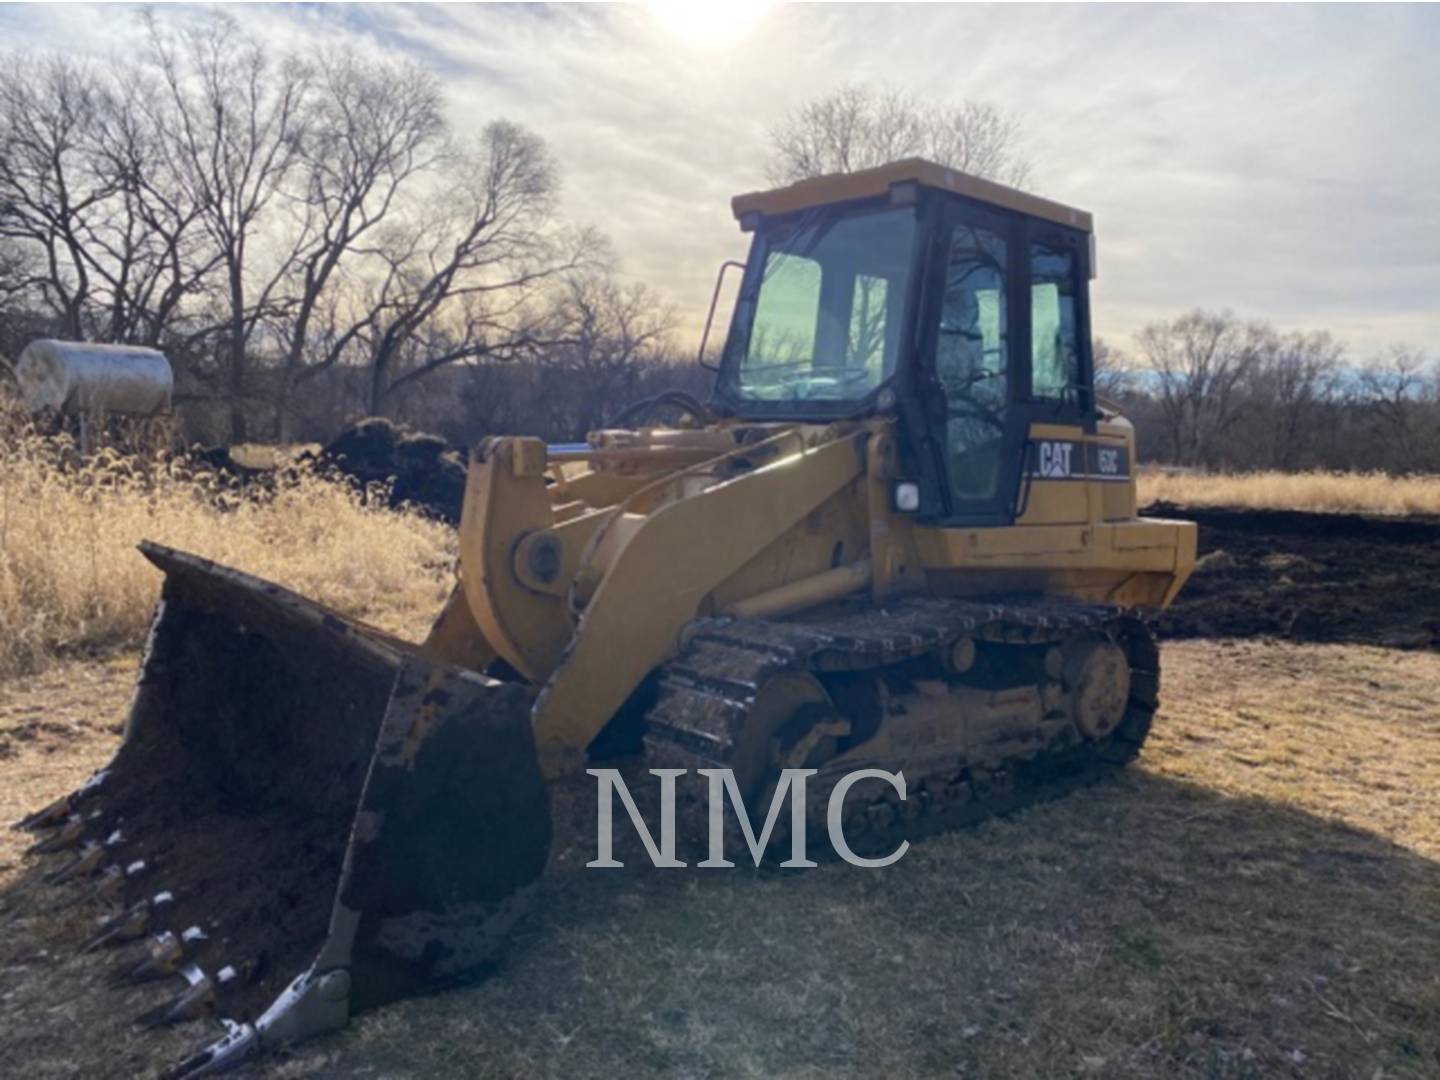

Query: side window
<box><xmin>938</xmin><ymin>227</ymin><xmax>1007</xmax><ymax>387</ymax></box>
<box><xmin>749</xmin><ymin>252</ymin><xmax>821</xmax><ymax>367</ymax></box>
<box><xmin>1030</xmin><ymin>240</ymin><xmax>1079</xmax><ymax>400</ymax></box>
<box><xmin>937</xmin><ymin>221</ymin><xmax>1009</xmax><ymax>503</ymax></box>
<box><xmin>847</xmin><ymin>273</ymin><xmax>889</xmax><ymax>373</ymax></box>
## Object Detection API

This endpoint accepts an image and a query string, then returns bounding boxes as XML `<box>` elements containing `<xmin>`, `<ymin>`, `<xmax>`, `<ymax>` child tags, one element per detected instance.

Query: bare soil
<box><xmin>1149</xmin><ymin>503</ymin><xmax>1440</xmax><ymax>649</ymax></box>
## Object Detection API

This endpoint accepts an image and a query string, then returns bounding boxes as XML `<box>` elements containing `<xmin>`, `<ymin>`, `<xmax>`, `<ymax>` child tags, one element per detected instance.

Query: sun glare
<box><xmin>647</xmin><ymin>1</ymin><xmax>773</xmax><ymax>50</ymax></box>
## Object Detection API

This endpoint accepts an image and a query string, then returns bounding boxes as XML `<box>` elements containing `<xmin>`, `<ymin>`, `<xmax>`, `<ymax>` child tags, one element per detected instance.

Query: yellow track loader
<box><xmin>18</xmin><ymin>159</ymin><xmax>1195</xmax><ymax>1076</ymax></box>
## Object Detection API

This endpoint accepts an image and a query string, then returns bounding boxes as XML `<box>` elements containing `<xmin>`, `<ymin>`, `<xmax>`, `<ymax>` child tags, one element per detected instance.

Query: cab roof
<box><xmin>732</xmin><ymin>157</ymin><xmax>1093</xmax><ymax>235</ymax></box>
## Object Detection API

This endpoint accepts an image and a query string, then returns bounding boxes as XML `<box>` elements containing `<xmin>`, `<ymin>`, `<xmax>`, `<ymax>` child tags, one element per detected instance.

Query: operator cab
<box><xmin>713</xmin><ymin>159</ymin><xmax>1098</xmax><ymax>525</ymax></box>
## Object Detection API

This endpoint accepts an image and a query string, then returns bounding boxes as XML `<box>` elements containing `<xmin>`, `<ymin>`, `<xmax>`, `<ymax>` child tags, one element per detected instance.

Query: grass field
<box><xmin>1138</xmin><ymin>469</ymin><xmax>1440</xmax><ymax>516</ymax></box>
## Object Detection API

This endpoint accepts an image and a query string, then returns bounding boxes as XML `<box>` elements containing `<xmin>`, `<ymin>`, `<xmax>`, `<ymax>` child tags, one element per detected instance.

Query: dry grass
<box><xmin>2</xmin><ymin>639</ymin><xmax>1437</xmax><ymax>1079</ymax></box>
<box><xmin>0</xmin><ymin>429</ymin><xmax>453</xmax><ymax>677</ymax></box>
<box><xmin>1139</xmin><ymin>468</ymin><xmax>1440</xmax><ymax>516</ymax></box>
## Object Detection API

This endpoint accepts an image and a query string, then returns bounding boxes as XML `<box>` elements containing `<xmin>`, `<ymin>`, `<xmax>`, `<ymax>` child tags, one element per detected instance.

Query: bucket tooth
<box><xmin>112</xmin><ymin>931</ymin><xmax>184</xmax><ymax>986</ymax></box>
<box><xmin>214</xmin><ymin>960</ymin><xmax>255</xmax><ymax>988</ymax></box>
<box><xmin>82</xmin><ymin>899</ymin><xmax>154</xmax><ymax>952</ymax></box>
<box><xmin>45</xmin><ymin>841</ymin><xmax>105</xmax><ymax>884</ymax></box>
<box><xmin>14</xmin><ymin>768</ymin><xmax>108</xmax><ymax>832</ymax></box>
<box><xmin>59</xmin><ymin>863</ymin><xmax>124</xmax><ymax>911</ymax></box>
<box><xmin>162</xmin><ymin>966</ymin><xmax>350</xmax><ymax>1078</ymax></box>
<box><xmin>134</xmin><ymin>964</ymin><xmax>215</xmax><ymax>1029</ymax></box>
<box><xmin>89</xmin><ymin>864</ymin><xmax>127</xmax><ymax>904</ymax></box>
<box><xmin>76</xmin><ymin>860</ymin><xmax>150</xmax><ymax>908</ymax></box>
<box><xmin>161</xmin><ymin>1019</ymin><xmax>259</xmax><ymax>1079</ymax></box>
<box><xmin>14</xmin><ymin>794</ymin><xmax>74</xmax><ymax>833</ymax></box>
<box><xmin>27</xmin><ymin>815</ymin><xmax>85</xmax><ymax>855</ymax></box>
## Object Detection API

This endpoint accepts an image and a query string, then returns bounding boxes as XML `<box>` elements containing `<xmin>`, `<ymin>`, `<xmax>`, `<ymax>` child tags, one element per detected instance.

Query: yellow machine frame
<box><xmin>427</xmin><ymin>414</ymin><xmax>1195</xmax><ymax>776</ymax></box>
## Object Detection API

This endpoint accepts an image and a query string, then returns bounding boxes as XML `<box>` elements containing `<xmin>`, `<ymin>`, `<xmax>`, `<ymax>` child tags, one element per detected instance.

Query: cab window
<box><xmin>1030</xmin><ymin>240</ymin><xmax>1079</xmax><ymax>401</ymax></box>
<box><xmin>848</xmin><ymin>273</ymin><xmax>892</xmax><ymax>374</ymax></box>
<box><xmin>729</xmin><ymin>207</ymin><xmax>916</xmax><ymax>403</ymax></box>
<box><xmin>936</xmin><ymin>221</ymin><xmax>1009</xmax><ymax>502</ymax></box>
<box><xmin>750</xmin><ymin>253</ymin><xmax>820</xmax><ymax>367</ymax></box>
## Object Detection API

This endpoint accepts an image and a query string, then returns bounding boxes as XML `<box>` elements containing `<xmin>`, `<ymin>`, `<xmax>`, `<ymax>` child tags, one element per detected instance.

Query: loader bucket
<box><xmin>17</xmin><ymin>543</ymin><xmax>551</xmax><ymax>1076</ymax></box>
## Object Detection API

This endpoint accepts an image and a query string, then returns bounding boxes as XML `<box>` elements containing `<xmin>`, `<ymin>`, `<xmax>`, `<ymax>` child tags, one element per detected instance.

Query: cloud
<box><xmin>2</xmin><ymin>2</ymin><xmax>1436</xmax><ymax>358</ymax></box>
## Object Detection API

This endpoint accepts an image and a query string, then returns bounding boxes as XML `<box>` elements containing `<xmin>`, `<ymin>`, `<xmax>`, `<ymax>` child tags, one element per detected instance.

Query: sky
<box><xmin>2</xmin><ymin>2</ymin><xmax>1437</xmax><ymax>359</ymax></box>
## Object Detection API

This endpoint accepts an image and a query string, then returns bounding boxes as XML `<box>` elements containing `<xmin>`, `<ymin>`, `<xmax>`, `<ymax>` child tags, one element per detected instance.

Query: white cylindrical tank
<box><xmin>15</xmin><ymin>339</ymin><xmax>173</xmax><ymax>417</ymax></box>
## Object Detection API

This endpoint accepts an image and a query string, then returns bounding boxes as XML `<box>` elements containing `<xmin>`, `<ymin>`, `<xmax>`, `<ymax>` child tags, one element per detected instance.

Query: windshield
<box><xmin>722</xmin><ymin>206</ymin><xmax>917</xmax><ymax>404</ymax></box>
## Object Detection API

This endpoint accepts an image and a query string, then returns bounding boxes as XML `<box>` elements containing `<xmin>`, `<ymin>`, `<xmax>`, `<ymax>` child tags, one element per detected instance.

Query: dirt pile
<box><xmin>185</xmin><ymin>444</ymin><xmax>274</xmax><ymax>487</ymax></box>
<box><xmin>182</xmin><ymin>419</ymin><xmax>466</xmax><ymax>524</ymax></box>
<box><xmin>1149</xmin><ymin>502</ymin><xmax>1440</xmax><ymax>649</ymax></box>
<box><xmin>315</xmin><ymin>418</ymin><xmax>466</xmax><ymax>524</ymax></box>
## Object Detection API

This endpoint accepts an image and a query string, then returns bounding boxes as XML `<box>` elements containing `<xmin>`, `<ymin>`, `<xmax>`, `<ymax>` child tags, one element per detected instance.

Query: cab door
<box><xmin>1013</xmin><ymin>223</ymin><xmax>1100</xmax><ymax>525</ymax></box>
<box><xmin>906</xmin><ymin>198</ymin><xmax>1097</xmax><ymax>526</ymax></box>
<box><xmin>909</xmin><ymin>197</ymin><xmax>1028</xmax><ymax>523</ymax></box>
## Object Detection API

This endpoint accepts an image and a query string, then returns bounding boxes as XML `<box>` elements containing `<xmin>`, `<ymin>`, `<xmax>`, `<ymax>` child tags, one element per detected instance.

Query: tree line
<box><xmin>311</xmin><ymin>308</ymin><xmax>1438</xmax><ymax>476</ymax></box>
<box><xmin>1101</xmin><ymin>312</ymin><xmax>1438</xmax><ymax>474</ymax></box>
<box><xmin>0</xmin><ymin>11</ymin><xmax>680</xmax><ymax>443</ymax></box>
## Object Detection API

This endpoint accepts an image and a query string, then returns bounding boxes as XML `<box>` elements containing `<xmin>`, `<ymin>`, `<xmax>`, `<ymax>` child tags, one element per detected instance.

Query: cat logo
<box><xmin>1037</xmin><ymin>440</ymin><xmax>1074</xmax><ymax>478</ymax></box>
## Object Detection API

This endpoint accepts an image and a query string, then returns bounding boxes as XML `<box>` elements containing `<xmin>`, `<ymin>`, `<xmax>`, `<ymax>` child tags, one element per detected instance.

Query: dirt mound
<box><xmin>179</xmin><ymin>421</ymin><xmax>464</xmax><ymax>524</ymax></box>
<box><xmin>1149</xmin><ymin>502</ymin><xmax>1440</xmax><ymax>649</ymax></box>
<box><xmin>317</xmin><ymin>418</ymin><xmax>465</xmax><ymax>524</ymax></box>
<box><xmin>184</xmin><ymin>444</ymin><xmax>275</xmax><ymax>488</ymax></box>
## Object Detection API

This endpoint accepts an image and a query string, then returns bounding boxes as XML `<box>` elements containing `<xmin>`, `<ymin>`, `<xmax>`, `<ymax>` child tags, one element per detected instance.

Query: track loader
<box><xmin>17</xmin><ymin>159</ymin><xmax>1196</xmax><ymax>1076</ymax></box>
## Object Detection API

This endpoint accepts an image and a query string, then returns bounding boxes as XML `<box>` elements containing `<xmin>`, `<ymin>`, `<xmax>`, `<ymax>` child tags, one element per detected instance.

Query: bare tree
<box><xmin>452</xmin><ymin>270</ymin><xmax>682</xmax><ymax>441</ymax></box>
<box><xmin>538</xmin><ymin>272</ymin><xmax>678</xmax><ymax>434</ymax></box>
<box><xmin>0</xmin><ymin>47</ymin><xmax>223</xmax><ymax>351</ymax></box>
<box><xmin>0</xmin><ymin>54</ymin><xmax>114</xmax><ymax>337</ymax></box>
<box><xmin>84</xmin><ymin>63</ymin><xmax>225</xmax><ymax>347</ymax></box>
<box><xmin>346</xmin><ymin>122</ymin><xmax>601</xmax><ymax>414</ymax></box>
<box><xmin>768</xmin><ymin>83</ymin><xmax>1032</xmax><ymax>187</ymax></box>
<box><xmin>1243</xmin><ymin>330</ymin><xmax>1343</xmax><ymax>470</ymax></box>
<box><xmin>0</xmin><ymin>236</ymin><xmax>31</xmax><ymax>305</ymax></box>
<box><xmin>1137</xmin><ymin>309</ymin><xmax>1269</xmax><ymax>468</ymax></box>
<box><xmin>1092</xmin><ymin>338</ymin><xmax>1137</xmax><ymax>402</ymax></box>
<box><xmin>145</xmin><ymin>11</ymin><xmax>312</xmax><ymax>439</ymax></box>
<box><xmin>270</xmin><ymin>50</ymin><xmax>445</xmax><ymax>436</ymax></box>
<box><xmin>1357</xmin><ymin>346</ymin><xmax>1435</xmax><ymax>472</ymax></box>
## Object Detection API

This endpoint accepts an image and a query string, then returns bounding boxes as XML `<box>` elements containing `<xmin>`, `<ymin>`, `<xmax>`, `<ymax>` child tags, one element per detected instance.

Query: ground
<box><xmin>2</xmin><ymin>636</ymin><xmax>1437</xmax><ymax>1080</ymax></box>
<box><xmin>1154</xmin><ymin>505</ymin><xmax>1440</xmax><ymax>650</ymax></box>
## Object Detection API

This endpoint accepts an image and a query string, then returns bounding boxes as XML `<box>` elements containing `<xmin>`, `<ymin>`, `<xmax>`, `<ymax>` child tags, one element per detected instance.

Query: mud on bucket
<box><xmin>17</xmin><ymin>543</ymin><xmax>552</xmax><ymax>1077</ymax></box>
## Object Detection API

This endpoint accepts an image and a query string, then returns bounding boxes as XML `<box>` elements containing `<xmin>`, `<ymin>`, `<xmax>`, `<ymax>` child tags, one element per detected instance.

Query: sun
<box><xmin>647</xmin><ymin>0</ymin><xmax>774</xmax><ymax>50</ymax></box>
